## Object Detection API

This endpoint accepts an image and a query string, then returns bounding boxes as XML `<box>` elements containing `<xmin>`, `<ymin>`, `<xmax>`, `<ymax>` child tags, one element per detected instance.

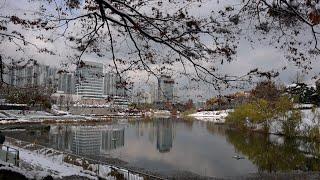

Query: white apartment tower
<box><xmin>75</xmin><ymin>61</ymin><xmax>104</xmax><ymax>99</ymax></box>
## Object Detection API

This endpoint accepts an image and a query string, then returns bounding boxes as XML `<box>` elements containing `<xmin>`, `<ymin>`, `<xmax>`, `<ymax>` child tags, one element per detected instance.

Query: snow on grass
<box><xmin>1</xmin><ymin>138</ymin><xmax>145</xmax><ymax>180</ymax></box>
<box><xmin>4</xmin><ymin>143</ymin><xmax>98</xmax><ymax>179</ymax></box>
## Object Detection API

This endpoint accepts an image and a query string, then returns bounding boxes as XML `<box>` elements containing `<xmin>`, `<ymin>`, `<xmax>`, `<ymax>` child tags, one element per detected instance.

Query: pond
<box><xmin>2</xmin><ymin>118</ymin><xmax>320</xmax><ymax>178</ymax></box>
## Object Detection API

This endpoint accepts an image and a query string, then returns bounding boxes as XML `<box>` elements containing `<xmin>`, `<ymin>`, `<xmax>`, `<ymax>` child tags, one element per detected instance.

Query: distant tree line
<box><xmin>1</xmin><ymin>84</ymin><xmax>54</xmax><ymax>110</ymax></box>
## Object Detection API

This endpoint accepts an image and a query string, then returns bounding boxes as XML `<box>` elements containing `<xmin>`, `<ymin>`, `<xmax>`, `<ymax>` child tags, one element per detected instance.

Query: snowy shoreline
<box><xmin>0</xmin><ymin>137</ymin><xmax>150</xmax><ymax>180</ymax></box>
<box><xmin>0</xmin><ymin>110</ymin><xmax>143</xmax><ymax>124</ymax></box>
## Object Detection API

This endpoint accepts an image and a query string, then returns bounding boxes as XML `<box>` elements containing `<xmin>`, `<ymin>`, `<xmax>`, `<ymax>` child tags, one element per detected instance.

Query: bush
<box><xmin>226</xmin><ymin>79</ymin><xmax>303</xmax><ymax>136</ymax></box>
<box><xmin>308</xmin><ymin>126</ymin><xmax>320</xmax><ymax>140</ymax></box>
<box><xmin>281</xmin><ymin>110</ymin><xmax>301</xmax><ymax>137</ymax></box>
<box><xmin>226</xmin><ymin>95</ymin><xmax>301</xmax><ymax>136</ymax></box>
<box><xmin>274</xmin><ymin>96</ymin><xmax>301</xmax><ymax>137</ymax></box>
<box><xmin>226</xmin><ymin>99</ymin><xmax>274</xmax><ymax>130</ymax></box>
<box><xmin>274</xmin><ymin>96</ymin><xmax>294</xmax><ymax>116</ymax></box>
<box><xmin>251</xmin><ymin>80</ymin><xmax>281</xmax><ymax>102</ymax></box>
<box><xmin>4</xmin><ymin>85</ymin><xmax>53</xmax><ymax>110</ymax></box>
<box><xmin>308</xmin><ymin>107</ymin><xmax>320</xmax><ymax>140</ymax></box>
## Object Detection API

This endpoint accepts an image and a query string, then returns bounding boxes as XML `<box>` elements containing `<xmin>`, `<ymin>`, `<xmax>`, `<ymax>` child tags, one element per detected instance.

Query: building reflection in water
<box><xmin>156</xmin><ymin>118</ymin><xmax>173</xmax><ymax>153</ymax></box>
<box><xmin>49</xmin><ymin>125</ymin><xmax>125</xmax><ymax>156</ymax></box>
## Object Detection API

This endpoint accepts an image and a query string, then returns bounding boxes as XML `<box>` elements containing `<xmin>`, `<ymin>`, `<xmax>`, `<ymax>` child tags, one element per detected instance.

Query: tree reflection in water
<box><xmin>206</xmin><ymin>122</ymin><xmax>226</xmax><ymax>137</ymax></box>
<box><xmin>224</xmin><ymin>129</ymin><xmax>320</xmax><ymax>172</ymax></box>
<box><xmin>3</xmin><ymin>120</ymin><xmax>320</xmax><ymax>176</ymax></box>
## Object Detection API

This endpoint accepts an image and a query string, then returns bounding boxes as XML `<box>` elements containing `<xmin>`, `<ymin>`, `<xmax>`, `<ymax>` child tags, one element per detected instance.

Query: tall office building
<box><xmin>157</xmin><ymin>75</ymin><xmax>174</xmax><ymax>103</ymax></box>
<box><xmin>57</xmin><ymin>73</ymin><xmax>75</xmax><ymax>94</ymax></box>
<box><xmin>75</xmin><ymin>61</ymin><xmax>104</xmax><ymax>99</ymax></box>
<box><xmin>103</xmin><ymin>72</ymin><xmax>126</xmax><ymax>97</ymax></box>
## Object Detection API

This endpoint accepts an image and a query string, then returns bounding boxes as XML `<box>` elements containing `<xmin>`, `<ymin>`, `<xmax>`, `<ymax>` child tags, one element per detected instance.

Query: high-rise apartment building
<box><xmin>150</xmin><ymin>82</ymin><xmax>158</xmax><ymax>103</ymax></box>
<box><xmin>75</xmin><ymin>61</ymin><xmax>104</xmax><ymax>99</ymax></box>
<box><xmin>103</xmin><ymin>72</ymin><xmax>126</xmax><ymax>97</ymax></box>
<box><xmin>3</xmin><ymin>62</ymin><xmax>58</xmax><ymax>88</ymax></box>
<box><xmin>3</xmin><ymin>60</ymin><xmax>129</xmax><ymax>102</ymax></box>
<box><xmin>57</xmin><ymin>73</ymin><xmax>75</xmax><ymax>94</ymax></box>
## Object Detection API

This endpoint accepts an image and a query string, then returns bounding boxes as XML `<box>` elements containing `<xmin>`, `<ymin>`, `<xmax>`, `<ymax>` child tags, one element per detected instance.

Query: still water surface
<box><xmin>3</xmin><ymin>118</ymin><xmax>320</xmax><ymax>178</ymax></box>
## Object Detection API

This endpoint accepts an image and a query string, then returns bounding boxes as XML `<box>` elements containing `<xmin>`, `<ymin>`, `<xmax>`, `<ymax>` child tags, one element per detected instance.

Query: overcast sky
<box><xmin>1</xmin><ymin>0</ymin><xmax>320</xmax><ymax>102</ymax></box>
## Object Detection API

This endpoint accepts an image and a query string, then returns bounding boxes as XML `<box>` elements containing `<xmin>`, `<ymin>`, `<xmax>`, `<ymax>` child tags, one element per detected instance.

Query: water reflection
<box><xmin>49</xmin><ymin>125</ymin><xmax>125</xmax><ymax>156</ymax></box>
<box><xmin>224</xmin><ymin>129</ymin><xmax>320</xmax><ymax>173</ymax></box>
<box><xmin>132</xmin><ymin>118</ymin><xmax>175</xmax><ymax>153</ymax></box>
<box><xmin>156</xmin><ymin>118</ymin><xmax>173</xmax><ymax>153</ymax></box>
<box><xmin>2</xmin><ymin>119</ymin><xmax>320</xmax><ymax>177</ymax></box>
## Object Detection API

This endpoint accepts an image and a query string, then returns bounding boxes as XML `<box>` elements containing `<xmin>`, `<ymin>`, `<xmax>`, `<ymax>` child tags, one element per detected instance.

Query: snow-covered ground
<box><xmin>0</xmin><ymin>110</ymin><xmax>97</xmax><ymax>124</ymax></box>
<box><xmin>188</xmin><ymin>110</ymin><xmax>232</xmax><ymax>123</ymax></box>
<box><xmin>0</xmin><ymin>144</ymin><xmax>97</xmax><ymax>179</ymax></box>
<box><xmin>1</xmin><ymin>138</ymin><xmax>144</xmax><ymax>180</ymax></box>
<box><xmin>0</xmin><ymin>109</ymin><xmax>145</xmax><ymax>124</ymax></box>
<box><xmin>300</xmin><ymin>108</ymin><xmax>320</xmax><ymax>130</ymax></box>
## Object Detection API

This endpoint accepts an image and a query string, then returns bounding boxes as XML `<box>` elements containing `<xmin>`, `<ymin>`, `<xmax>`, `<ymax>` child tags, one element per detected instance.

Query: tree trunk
<box><xmin>0</xmin><ymin>55</ymin><xmax>3</xmax><ymax>86</ymax></box>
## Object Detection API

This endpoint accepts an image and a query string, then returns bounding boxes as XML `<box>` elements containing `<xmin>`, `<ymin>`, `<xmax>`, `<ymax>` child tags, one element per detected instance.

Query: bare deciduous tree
<box><xmin>0</xmin><ymin>0</ymin><xmax>319</xmax><ymax>89</ymax></box>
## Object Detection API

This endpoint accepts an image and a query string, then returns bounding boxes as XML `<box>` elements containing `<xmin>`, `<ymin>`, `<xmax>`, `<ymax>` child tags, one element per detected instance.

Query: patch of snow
<box><xmin>269</xmin><ymin>134</ymin><xmax>284</xmax><ymax>145</ymax></box>
<box><xmin>153</xmin><ymin>110</ymin><xmax>171</xmax><ymax>115</ymax></box>
<box><xmin>269</xmin><ymin>120</ymin><xmax>283</xmax><ymax>134</ymax></box>
<box><xmin>188</xmin><ymin>110</ymin><xmax>232</xmax><ymax>123</ymax></box>
<box><xmin>286</xmin><ymin>83</ymin><xmax>297</xmax><ymax>88</ymax></box>
<box><xmin>294</xmin><ymin>104</ymin><xmax>314</xmax><ymax>109</ymax></box>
